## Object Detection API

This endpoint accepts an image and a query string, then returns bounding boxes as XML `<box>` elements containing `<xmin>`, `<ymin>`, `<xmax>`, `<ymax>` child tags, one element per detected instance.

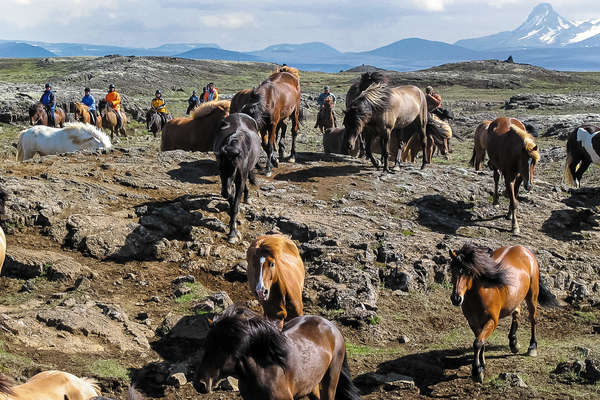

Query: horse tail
<box><xmin>538</xmin><ymin>273</ymin><xmax>559</xmax><ymax>307</ymax></box>
<box><xmin>563</xmin><ymin>152</ymin><xmax>576</xmax><ymax>187</ymax></box>
<box><xmin>335</xmin><ymin>353</ymin><xmax>362</xmax><ymax>400</ymax></box>
<box><xmin>0</xmin><ymin>374</ymin><xmax>15</xmax><ymax>395</ymax></box>
<box><xmin>469</xmin><ymin>147</ymin><xmax>476</xmax><ymax>168</ymax></box>
<box><xmin>400</xmin><ymin>133</ymin><xmax>421</xmax><ymax>162</ymax></box>
<box><xmin>16</xmin><ymin>131</ymin><xmax>24</xmax><ymax>162</ymax></box>
<box><xmin>128</xmin><ymin>385</ymin><xmax>144</xmax><ymax>400</ymax></box>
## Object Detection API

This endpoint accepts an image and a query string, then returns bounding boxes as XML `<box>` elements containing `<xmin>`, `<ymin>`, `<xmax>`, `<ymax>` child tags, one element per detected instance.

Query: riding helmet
<box><xmin>84</xmin><ymin>87</ymin><xmax>91</xmax><ymax>92</ymax></box>
<box><xmin>109</xmin><ymin>84</ymin><xmax>115</xmax><ymax>89</ymax></box>
<box><xmin>155</xmin><ymin>90</ymin><xmax>161</xmax><ymax>95</ymax></box>
<box><xmin>45</xmin><ymin>83</ymin><xmax>51</xmax><ymax>88</ymax></box>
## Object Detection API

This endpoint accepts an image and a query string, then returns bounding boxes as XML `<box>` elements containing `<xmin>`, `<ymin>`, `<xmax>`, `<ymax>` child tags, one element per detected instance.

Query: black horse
<box><xmin>146</xmin><ymin>109</ymin><xmax>170</xmax><ymax>137</ymax></box>
<box><xmin>214</xmin><ymin>113</ymin><xmax>261</xmax><ymax>243</ymax></box>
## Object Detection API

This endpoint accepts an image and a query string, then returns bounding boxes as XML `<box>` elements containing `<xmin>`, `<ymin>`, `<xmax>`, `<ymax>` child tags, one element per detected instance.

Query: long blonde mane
<box><xmin>191</xmin><ymin>100</ymin><xmax>231</xmax><ymax>120</ymax></box>
<box><xmin>512</xmin><ymin>124</ymin><xmax>540</xmax><ymax>162</ymax></box>
<box><xmin>353</xmin><ymin>82</ymin><xmax>390</xmax><ymax>111</ymax></box>
<box><xmin>275</xmin><ymin>65</ymin><xmax>300</xmax><ymax>81</ymax></box>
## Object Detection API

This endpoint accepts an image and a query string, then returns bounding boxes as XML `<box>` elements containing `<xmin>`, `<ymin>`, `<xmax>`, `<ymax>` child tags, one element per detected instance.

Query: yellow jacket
<box><xmin>106</xmin><ymin>91</ymin><xmax>121</xmax><ymax>111</ymax></box>
<box><xmin>151</xmin><ymin>98</ymin><xmax>168</xmax><ymax>114</ymax></box>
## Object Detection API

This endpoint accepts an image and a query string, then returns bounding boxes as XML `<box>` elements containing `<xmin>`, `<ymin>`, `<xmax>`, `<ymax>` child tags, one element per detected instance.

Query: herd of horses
<box><xmin>8</xmin><ymin>65</ymin><xmax>600</xmax><ymax>398</ymax></box>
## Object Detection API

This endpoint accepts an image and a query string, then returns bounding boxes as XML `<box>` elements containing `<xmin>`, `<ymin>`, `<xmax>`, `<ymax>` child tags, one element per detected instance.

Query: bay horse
<box><xmin>29</xmin><ymin>102</ymin><xmax>66</xmax><ymax>127</ymax></box>
<box><xmin>469</xmin><ymin>120</ymin><xmax>492</xmax><ymax>171</ymax></box>
<box><xmin>0</xmin><ymin>189</ymin><xmax>6</xmax><ymax>273</ymax></box>
<box><xmin>98</xmin><ymin>99</ymin><xmax>127</xmax><ymax>139</ymax></box>
<box><xmin>73</xmin><ymin>102</ymin><xmax>102</xmax><ymax>129</ymax></box>
<box><xmin>315</xmin><ymin>96</ymin><xmax>336</xmax><ymax>133</ymax></box>
<box><xmin>0</xmin><ymin>370</ymin><xmax>100</xmax><ymax>399</ymax></box>
<box><xmin>343</xmin><ymin>82</ymin><xmax>428</xmax><ymax>172</ymax></box>
<box><xmin>196</xmin><ymin>306</ymin><xmax>362</xmax><ymax>400</ymax></box>
<box><xmin>563</xmin><ymin>124</ymin><xmax>600</xmax><ymax>188</ymax></box>
<box><xmin>146</xmin><ymin>109</ymin><xmax>171</xmax><ymax>138</ymax></box>
<box><xmin>240</xmin><ymin>71</ymin><xmax>301</xmax><ymax>177</ymax></box>
<box><xmin>247</xmin><ymin>234</ymin><xmax>305</xmax><ymax>328</ymax></box>
<box><xmin>486</xmin><ymin>118</ymin><xmax>540</xmax><ymax>234</ymax></box>
<box><xmin>448</xmin><ymin>243</ymin><xmax>558</xmax><ymax>382</ymax></box>
<box><xmin>161</xmin><ymin>100</ymin><xmax>230</xmax><ymax>152</ymax></box>
<box><xmin>214</xmin><ymin>113</ymin><xmax>261</xmax><ymax>243</ymax></box>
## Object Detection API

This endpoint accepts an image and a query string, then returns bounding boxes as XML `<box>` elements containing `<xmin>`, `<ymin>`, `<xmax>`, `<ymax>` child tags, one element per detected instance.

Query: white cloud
<box><xmin>199</xmin><ymin>13</ymin><xmax>257</xmax><ymax>29</ymax></box>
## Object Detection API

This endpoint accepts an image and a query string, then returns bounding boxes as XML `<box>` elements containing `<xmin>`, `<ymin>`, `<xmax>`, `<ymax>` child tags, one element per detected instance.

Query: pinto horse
<box><xmin>315</xmin><ymin>96</ymin><xmax>336</xmax><ymax>133</ymax></box>
<box><xmin>73</xmin><ymin>102</ymin><xmax>102</xmax><ymax>128</ymax></box>
<box><xmin>196</xmin><ymin>306</ymin><xmax>362</xmax><ymax>400</ymax></box>
<box><xmin>448</xmin><ymin>243</ymin><xmax>558</xmax><ymax>382</ymax></box>
<box><xmin>98</xmin><ymin>99</ymin><xmax>127</xmax><ymax>139</ymax></box>
<box><xmin>214</xmin><ymin>113</ymin><xmax>261</xmax><ymax>243</ymax></box>
<box><xmin>0</xmin><ymin>370</ymin><xmax>100</xmax><ymax>399</ymax></box>
<box><xmin>240</xmin><ymin>71</ymin><xmax>301</xmax><ymax>177</ymax></box>
<box><xmin>486</xmin><ymin>118</ymin><xmax>540</xmax><ymax>234</ymax></box>
<box><xmin>469</xmin><ymin>120</ymin><xmax>492</xmax><ymax>171</ymax></box>
<box><xmin>247</xmin><ymin>234</ymin><xmax>305</xmax><ymax>328</ymax></box>
<box><xmin>29</xmin><ymin>103</ymin><xmax>66</xmax><ymax>127</ymax></box>
<box><xmin>563</xmin><ymin>124</ymin><xmax>600</xmax><ymax>188</ymax></box>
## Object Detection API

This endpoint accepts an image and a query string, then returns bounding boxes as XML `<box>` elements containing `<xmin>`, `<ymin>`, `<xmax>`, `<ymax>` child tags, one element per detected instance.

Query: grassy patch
<box><xmin>573</xmin><ymin>311</ymin><xmax>598</xmax><ymax>323</ymax></box>
<box><xmin>0</xmin><ymin>340</ymin><xmax>33</xmax><ymax>373</ymax></box>
<box><xmin>345</xmin><ymin>342</ymin><xmax>399</xmax><ymax>358</ymax></box>
<box><xmin>175</xmin><ymin>282</ymin><xmax>209</xmax><ymax>304</ymax></box>
<box><xmin>89</xmin><ymin>359</ymin><xmax>130</xmax><ymax>380</ymax></box>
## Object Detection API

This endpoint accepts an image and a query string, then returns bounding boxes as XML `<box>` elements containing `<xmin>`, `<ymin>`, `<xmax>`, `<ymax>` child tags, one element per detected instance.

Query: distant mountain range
<box><xmin>2</xmin><ymin>3</ymin><xmax>600</xmax><ymax>72</ymax></box>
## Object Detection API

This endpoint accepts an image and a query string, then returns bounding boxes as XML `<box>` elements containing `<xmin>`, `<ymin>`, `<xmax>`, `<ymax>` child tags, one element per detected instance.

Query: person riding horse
<box><xmin>186</xmin><ymin>90</ymin><xmax>200</xmax><ymax>115</ymax></box>
<box><xmin>40</xmin><ymin>83</ymin><xmax>56</xmax><ymax>127</ymax></box>
<box><xmin>151</xmin><ymin>90</ymin><xmax>170</xmax><ymax>124</ymax></box>
<box><xmin>317</xmin><ymin>86</ymin><xmax>337</xmax><ymax>126</ymax></box>
<box><xmin>203</xmin><ymin>83</ymin><xmax>219</xmax><ymax>102</ymax></box>
<box><xmin>81</xmin><ymin>87</ymin><xmax>97</xmax><ymax>126</ymax></box>
<box><xmin>105</xmin><ymin>84</ymin><xmax>123</xmax><ymax>128</ymax></box>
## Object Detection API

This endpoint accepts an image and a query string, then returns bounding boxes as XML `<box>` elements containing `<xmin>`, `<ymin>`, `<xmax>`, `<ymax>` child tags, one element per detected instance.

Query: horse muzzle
<box><xmin>197</xmin><ymin>377</ymin><xmax>213</xmax><ymax>394</ymax></box>
<box><xmin>450</xmin><ymin>293</ymin><xmax>463</xmax><ymax>307</ymax></box>
<box><xmin>256</xmin><ymin>286</ymin><xmax>269</xmax><ymax>301</ymax></box>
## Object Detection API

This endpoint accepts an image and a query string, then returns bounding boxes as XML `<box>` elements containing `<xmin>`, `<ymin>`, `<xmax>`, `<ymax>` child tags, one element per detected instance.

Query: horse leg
<box><xmin>227</xmin><ymin>174</ymin><xmax>243</xmax><ymax>244</ymax></box>
<box><xmin>492</xmin><ymin>169</ymin><xmax>500</xmax><ymax>206</ymax></box>
<box><xmin>290</xmin><ymin>108</ymin><xmax>299</xmax><ymax>163</ymax></box>
<box><xmin>278</xmin><ymin>122</ymin><xmax>287</xmax><ymax>161</ymax></box>
<box><xmin>526</xmin><ymin>281</ymin><xmax>539</xmax><ymax>357</ymax></box>
<box><xmin>575</xmin><ymin>158</ymin><xmax>591</xmax><ymax>188</ymax></box>
<box><xmin>381</xmin><ymin>130</ymin><xmax>393</xmax><ymax>174</ymax></box>
<box><xmin>506</xmin><ymin>178</ymin><xmax>520</xmax><ymax>234</ymax></box>
<box><xmin>508</xmin><ymin>309</ymin><xmax>521</xmax><ymax>353</ymax></box>
<box><xmin>365</xmin><ymin>133</ymin><xmax>380</xmax><ymax>169</ymax></box>
<box><xmin>473</xmin><ymin>319</ymin><xmax>497</xmax><ymax>382</ymax></box>
<box><xmin>420</xmin><ymin>121</ymin><xmax>429</xmax><ymax>169</ymax></box>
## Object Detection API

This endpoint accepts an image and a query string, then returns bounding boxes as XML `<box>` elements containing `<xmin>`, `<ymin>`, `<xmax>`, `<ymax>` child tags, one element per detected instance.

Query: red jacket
<box><xmin>426</xmin><ymin>93</ymin><xmax>442</xmax><ymax>111</ymax></box>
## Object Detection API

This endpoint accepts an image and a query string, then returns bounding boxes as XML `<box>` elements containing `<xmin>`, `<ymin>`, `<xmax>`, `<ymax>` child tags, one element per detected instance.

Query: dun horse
<box><xmin>214</xmin><ymin>113</ymin><xmax>261</xmax><ymax>243</ymax></box>
<box><xmin>29</xmin><ymin>103</ymin><xmax>66</xmax><ymax>127</ymax></box>
<box><xmin>247</xmin><ymin>235</ymin><xmax>305</xmax><ymax>328</ymax></box>
<box><xmin>469</xmin><ymin>120</ymin><xmax>492</xmax><ymax>171</ymax></box>
<box><xmin>240</xmin><ymin>71</ymin><xmax>301</xmax><ymax>176</ymax></box>
<box><xmin>0</xmin><ymin>370</ymin><xmax>100</xmax><ymax>399</ymax></box>
<box><xmin>486</xmin><ymin>117</ymin><xmax>539</xmax><ymax>234</ymax></box>
<box><xmin>73</xmin><ymin>102</ymin><xmax>102</xmax><ymax>128</ymax></box>
<box><xmin>196</xmin><ymin>306</ymin><xmax>362</xmax><ymax>400</ymax></box>
<box><xmin>563</xmin><ymin>124</ymin><xmax>600</xmax><ymax>187</ymax></box>
<box><xmin>448</xmin><ymin>243</ymin><xmax>558</xmax><ymax>382</ymax></box>
<box><xmin>315</xmin><ymin>96</ymin><xmax>336</xmax><ymax>133</ymax></box>
<box><xmin>98</xmin><ymin>99</ymin><xmax>127</xmax><ymax>139</ymax></box>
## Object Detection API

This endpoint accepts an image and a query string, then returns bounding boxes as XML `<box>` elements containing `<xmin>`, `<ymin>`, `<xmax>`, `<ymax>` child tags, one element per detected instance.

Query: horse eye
<box><xmin>269</xmin><ymin>262</ymin><xmax>275</xmax><ymax>268</ymax></box>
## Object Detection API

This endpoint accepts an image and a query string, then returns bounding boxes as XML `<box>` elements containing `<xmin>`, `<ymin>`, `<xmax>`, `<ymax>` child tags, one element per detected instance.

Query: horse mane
<box><xmin>349</xmin><ymin>82</ymin><xmax>391</xmax><ymax>112</ymax></box>
<box><xmin>0</xmin><ymin>374</ymin><xmax>15</xmax><ymax>396</ymax></box>
<box><xmin>257</xmin><ymin>235</ymin><xmax>297</xmax><ymax>260</ymax></box>
<box><xmin>454</xmin><ymin>243</ymin><xmax>512</xmax><ymax>287</ymax></box>
<box><xmin>358</xmin><ymin>71</ymin><xmax>388</xmax><ymax>92</ymax></box>
<box><xmin>191</xmin><ymin>100</ymin><xmax>231</xmax><ymax>120</ymax></box>
<box><xmin>275</xmin><ymin>66</ymin><xmax>300</xmax><ymax>81</ymax></box>
<box><xmin>511</xmin><ymin>124</ymin><xmax>540</xmax><ymax>162</ymax></box>
<box><xmin>80</xmin><ymin>377</ymin><xmax>101</xmax><ymax>395</ymax></box>
<box><xmin>61</xmin><ymin>122</ymin><xmax>111</xmax><ymax>145</ymax></box>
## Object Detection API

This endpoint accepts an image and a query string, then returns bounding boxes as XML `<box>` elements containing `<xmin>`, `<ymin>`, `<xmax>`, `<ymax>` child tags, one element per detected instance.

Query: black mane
<box><xmin>358</xmin><ymin>71</ymin><xmax>388</xmax><ymax>92</ymax></box>
<box><xmin>240</xmin><ymin>87</ymin><xmax>267</xmax><ymax>130</ymax></box>
<box><xmin>452</xmin><ymin>243</ymin><xmax>510</xmax><ymax>287</ymax></box>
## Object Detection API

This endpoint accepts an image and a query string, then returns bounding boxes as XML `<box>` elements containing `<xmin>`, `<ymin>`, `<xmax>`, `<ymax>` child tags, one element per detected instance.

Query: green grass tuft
<box><xmin>89</xmin><ymin>359</ymin><xmax>130</xmax><ymax>380</ymax></box>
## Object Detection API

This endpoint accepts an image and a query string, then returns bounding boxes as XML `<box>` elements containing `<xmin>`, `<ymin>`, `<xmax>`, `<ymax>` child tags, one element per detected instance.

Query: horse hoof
<box><xmin>473</xmin><ymin>368</ymin><xmax>485</xmax><ymax>383</ymax></box>
<box><xmin>510</xmin><ymin>343</ymin><xmax>521</xmax><ymax>354</ymax></box>
<box><xmin>265</xmin><ymin>171</ymin><xmax>272</xmax><ymax>178</ymax></box>
<box><xmin>392</xmin><ymin>165</ymin><xmax>400</xmax><ymax>172</ymax></box>
<box><xmin>513</xmin><ymin>227</ymin><xmax>521</xmax><ymax>235</ymax></box>
<box><xmin>288</xmin><ymin>156</ymin><xmax>295</xmax><ymax>163</ymax></box>
<box><xmin>527</xmin><ymin>348</ymin><xmax>538</xmax><ymax>357</ymax></box>
<box><xmin>272</xmin><ymin>159</ymin><xmax>279</xmax><ymax>168</ymax></box>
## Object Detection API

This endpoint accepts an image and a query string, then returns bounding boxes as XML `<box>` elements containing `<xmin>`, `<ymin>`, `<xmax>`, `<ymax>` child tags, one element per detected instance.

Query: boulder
<box><xmin>3</xmin><ymin>248</ymin><xmax>90</xmax><ymax>281</ymax></box>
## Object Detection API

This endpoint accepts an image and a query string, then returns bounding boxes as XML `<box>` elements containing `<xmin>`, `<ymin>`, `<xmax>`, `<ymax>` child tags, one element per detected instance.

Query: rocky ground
<box><xmin>0</xmin><ymin>58</ymin><xmax>599</xmax><ymax>399</ymax></box>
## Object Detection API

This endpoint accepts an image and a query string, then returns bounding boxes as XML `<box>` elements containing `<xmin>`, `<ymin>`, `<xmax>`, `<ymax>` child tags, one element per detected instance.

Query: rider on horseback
<box><xmin>186</xmin><ymin>90</ymin><xmax>200</xmax><ymax>115</ymax></box>
<box><xmin>105</xmin><ymin>84</ymin><xmax>123</xmax><ymax>128</ymax></box>
<box><xmin>317</xmin><ymin>86</ymin><xmax>337</xmax><ymax>126</ymax></box>
<box><xmin>81</xmin><ymin>87</ymin><xmax>97</xmax><ymax>125</ymax></box>
<box><xmin>40</xmin><ymin>83</ymin><xmax>56</xmax><ymax>127</ymax></box>
<box><xmin>151</xmin><ymin>90</ymin><xmax>170</xmax><ymax>124</ymax></box>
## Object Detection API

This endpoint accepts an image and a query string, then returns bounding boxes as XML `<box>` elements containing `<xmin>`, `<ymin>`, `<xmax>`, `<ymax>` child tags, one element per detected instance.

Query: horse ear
<box><xmin>532</xmin><ymin>145</ymin><xmax>538</xmax><ymax>152</ymax></box>
<box><xmin>449</xmin><ymin>249</ymin><xmax>457</xmax><ymax>259</ymax></box>
<box><xmin>207</xmin><ymin>318</ymin><xmax>213</xmax><ymax>326</ymax></box>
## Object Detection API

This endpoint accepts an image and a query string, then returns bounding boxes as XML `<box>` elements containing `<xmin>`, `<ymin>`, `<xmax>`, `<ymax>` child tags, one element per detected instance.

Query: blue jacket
<box><xmin>40</xmin><ymin>90</ymin><xmax>55</xmax><ymax>109</ymax></box>
<box><xmin>188</xmin><ymin>95</ymin><xmax>199</xmax><ymax>106</ymax></box>
<box><xmin>317</xmin><ymin>92</ymin><xmax>336</xmax><ymax>105</ymax></box>
<box><xmin>82</xmin><ymin>94</ymin><xmax>96</xmax><ymax>111</ymax></box>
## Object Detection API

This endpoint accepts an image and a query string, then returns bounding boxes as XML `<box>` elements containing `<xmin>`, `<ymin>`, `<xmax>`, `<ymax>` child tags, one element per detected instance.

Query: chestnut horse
<box><xmin>449</xmin><ymin>243</ymin><xmax>558</xmax><ymax>382</ymax></box>
<box><xmin>486</xmin><ymin>118</ymin><xmax>539</xmax><ymax>234</ymax></box>
<box><xmin>315</xmin><ymin>96</ymin><xmax>336</xmax><ymax>133</ymax></box>
<box><xmin>0</xmin><ymin>370</ymin><xmax>100</xmax><ymax>399</ymax></box>
<box><xmin>73</xmin><ymin>102</ymin><xmax>102</xmax><ymax>128</ymax></box>
<box><xmin>98</xmin><ymin>99</ymin><xmax>127</xmax><ymax>139</ymax></box>
<box><xmin>0</xmin><ymin>189</ymin><xmax>6</xmax><ymax>273</ymax></box>
<box><xmin>247</xmin><ymin>235</ymin><xmax>305</xmax><ymax>328</ymax></box>
<box><xmin>161</xmin><ymin>100</ymin><xmax>230</xmax><ymax>152</ymax></box>
<box><xmin>196</xmin><ymin>306</ymin><xmax>362</xmax><ymax>400</ymax></box>
<box><xmin>240</xmin><ymin>71</ymin><xmax>301</xmax><ymax>176</ymax></box>
<box><xmin>469</xmin><ymin>120</ymin><xmax>492</xmax><ymax>171</ymax></box>
<box><xmin>563</xmin><ymin>124</ymin><xmax>600</xmax><ymax>188</ymax></box>
<box><xmin>28</xmin><ymin>103</ymin><xmax>66</xmax><ymax>127</ymax></box>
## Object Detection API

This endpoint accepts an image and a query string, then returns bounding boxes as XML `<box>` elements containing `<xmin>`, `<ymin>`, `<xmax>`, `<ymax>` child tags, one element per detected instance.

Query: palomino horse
<box><xmin>0</xmin><ymin>189</ymin><xmax>6</xmax><ymax>273</ymax></box>
<box><xmin>73</xmin><ymin>102</ymin><xmax>102</xmax><ymax>128</ymax></box>
<box><xmin>469</xmin><ymin>120</ymin><xmax>492</xmax><ymax>171</ymax></box>
<box><xmin>98</xmin><ymin>99</ymin><xmax>127</xmax><ymax>139</ymax></box>
<box><xmin>29</xmin><ymin>103</ymin><xmax>67</xmax><ymax>127</ymax></box>
<box><xmin>214</xmin><ymin>113</ymin><xmax>261</xmax><ymax>243</ymax></box>
<box><xmin>448</xmin><ymin>243</ymin><xmax>558</xmax><ymax>382</ymax></box>
<box><xmin>315</xmin><ymin>96</ymin><xmax>336</xmax><ymax>133</ymax></box>
<box><xmin>196</xmin><ymin>306</ymin><xmax>362</xmax><ymax>400</ymax></box>
<box><xmin>487</xmin><ymin>118</ymin><xmax>540</xmax><ymax>234</ymax></box>
<box><xmin>146</xmin><ymin>109</ymin><xmax>172</xmax><ymax>138</ymax></box>
<box><xmin>563</xmin><ymin>124</ymin><xmax>600</xmax><ymax>188</ymax></box>
<box><xmin>343</xmin><ymin>82</ymin><xmax>428</xmax><ymax>172</ymax></box>
<box><xmin>0</xmin><ymin>370</ymin><xmax>100</xmax><ymax>399</ymax></box>
<box><xmin>240</xmin><ymin>71</ymin><xmax>301</xmax><ymax>176</ymax></box>
<box><xmin>161</xmin><ymin>100</ymin><xmax>230</xmax><ymax>152</ymax></box>
<box><xmin>247</xmin><ymin>234</ymin><xmax>305</xmax><ymax>328</ymax></box>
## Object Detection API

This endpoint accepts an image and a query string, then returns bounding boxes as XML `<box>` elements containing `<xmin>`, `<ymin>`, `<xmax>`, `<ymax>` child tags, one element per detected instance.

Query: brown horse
<box><xmin>98</xmin><ymin>99</ymin><xmax>127</xmax><ymax>139</ymax></box>
<box><xmin>343</xmin><ymin>81</ymin><xmax>429</xmax><ymax>172</ymax></box>
<box><xmin>0</xmin><ymin>370</ymin><xmax>100</xmax><ymax>399</ymax></box>
<box><xmin>487</xmin><ymin>118</ymin><xmax>540</xmax><ymax>234</ymax></box>
<box><xmin>449</xmin><ymin>243</ymin><xmax>558</xmax><ymax>382</ymax></box>
<box><xmin>240</xmin><ymin>71</ymin><xmax>301</xmax><ymax>176</ymax></box>
<box><xmin>247</xmin><ymin>234</ymin><xmax>305</xmax><ymax>328</ymax></box>
<box><xmin>28</xmin><ymin>103</ymin><xmax>66</xmax><ymax>127</ymax></box>
<box><xmin>0</xmin><ymin>189</ymin><xmax>6</xmax><ymax>273</ymax></box>
<box><xmin>73</xmin><ymin>102</ymin><xmax>102</xmax><ymax>128</ymax></box>
<box><xmin>315</xmin><ymin>96</ymin><xmax>336</xmax><ymax>133</ymax></box>
<box><xmin>196</xmin><ymin>306</ymin><xmax>362</xmax><ymax>400</ymax></box>
<box><xmin>563</xmin><ymin>124</ymin><xmax>600</xmax><ymax>188</ymax></box>
<box><xmin>469</xmin><ymin>120</ymin><xmax>492</xmax><ymax>171</ymax></box>
<box><xmin>323</xmin><ymin>127</ymin><xmax>392</xmax><ymax>156</ymax></box>
<box><xmin>161</xmin><ymin>100</ymin><xmax>230</xmax><ymax>152</ymax></box>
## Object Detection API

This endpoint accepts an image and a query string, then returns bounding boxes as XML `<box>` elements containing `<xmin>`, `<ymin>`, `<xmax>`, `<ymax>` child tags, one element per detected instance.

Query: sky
<box><xmin>2</xmin><ymin>0</ymin><xmax>600</xmax><ymax>51</ymax></box>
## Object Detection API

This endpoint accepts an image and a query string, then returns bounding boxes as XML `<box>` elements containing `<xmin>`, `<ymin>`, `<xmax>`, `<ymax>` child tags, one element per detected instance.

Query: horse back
<box><xmin>493</xmin><ymin>245</ymin><xmax>539</xmax><ymax>312</ymax></box>
<box><xmin>389</xmin><ymin>86</ymin><xmax>425</xmax><ymax>128</ymax></box>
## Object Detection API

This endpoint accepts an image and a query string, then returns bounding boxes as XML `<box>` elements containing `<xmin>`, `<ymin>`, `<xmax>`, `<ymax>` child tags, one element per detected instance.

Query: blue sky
<box><xmin>2</xmin><ymin>1</ymin><xmax>600</xmax><ymax>51</ymax></box>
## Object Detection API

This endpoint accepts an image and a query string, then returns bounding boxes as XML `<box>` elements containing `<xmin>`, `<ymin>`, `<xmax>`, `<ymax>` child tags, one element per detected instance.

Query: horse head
<box><xmin>342</xmin><ymin>101</ymin><xmax>370</xmax><ymax>155</ymax></box>
<box><xmin>254</xmin><ymin>252</ymin><xmax>278</xmax><ymax>301</ymax></box>
<box><xmin>448</xmin><ymin>248</ymin><xmax>474</xmax><ymax>307</ymax></box>
<box><xmin>29</xmin><ymin>103</ymin><xmax>44</xmax><ymax>125</ymax></box>
<box><xmin>519</xmin><ymin>143</ymin><xmax>539</xmax><ymax>191</ymax></box>
<box><xmin>240</xmin><ymin>88</ymin><xmax>265</xmax><ymax>130</ymax></box>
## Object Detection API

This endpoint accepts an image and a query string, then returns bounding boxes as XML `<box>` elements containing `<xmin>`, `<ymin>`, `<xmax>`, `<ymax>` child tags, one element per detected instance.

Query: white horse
<box><xmin>17</xmin><ymin>122</ymin><xmax>112</xmax><ymax>161</ymax></box>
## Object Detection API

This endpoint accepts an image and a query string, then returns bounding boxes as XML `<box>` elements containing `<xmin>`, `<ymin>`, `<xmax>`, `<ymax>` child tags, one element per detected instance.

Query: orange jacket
<box><xmin>203</xmin><ymin>88</ymin><xmax>219</xmax><ymax>102</ymax></box>
<box><xmin>106</xmin><ymin>91</ymin><xmax>121</xmax><ymax>111</ymax></box>
<box><xmin>426</xmin><ymin>93</ymin><xmax>441</xmax><ymax>112</ymax></box>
